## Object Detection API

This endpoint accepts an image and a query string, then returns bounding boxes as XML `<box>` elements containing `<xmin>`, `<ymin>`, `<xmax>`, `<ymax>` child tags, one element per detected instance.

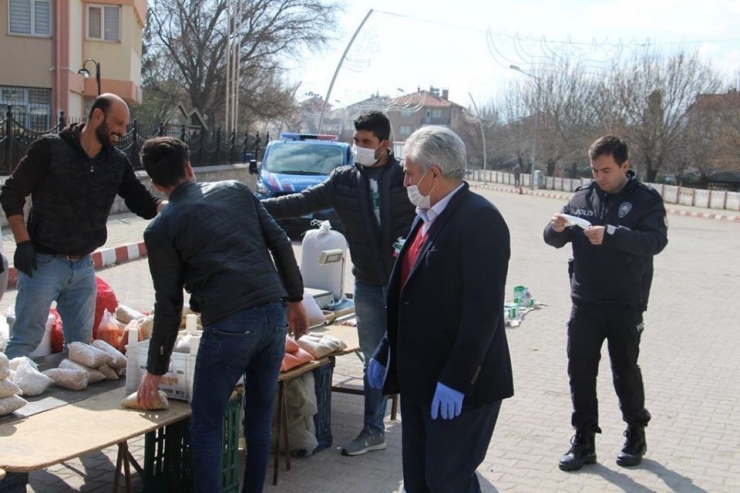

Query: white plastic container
<box><xmin>300</xmin><ymin>221</ymin><xmax>347</xmax><ymax>301</ymax></box>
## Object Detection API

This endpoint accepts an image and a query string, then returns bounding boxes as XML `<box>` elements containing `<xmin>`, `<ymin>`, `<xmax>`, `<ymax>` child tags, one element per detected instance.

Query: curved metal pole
<box><xmin>79</xmin><ymin>59</ymin><xmax>101</xmax><ymax>95</ymax></box>
<box><xmin>317</xmin><ymin>9</ymin><xmax>373</xmax><ymax>134</ymax></box>
<box><xmin>94</xmin><ymin>61</ymin><xmax>101</xmax><ymax>95</ymax></box>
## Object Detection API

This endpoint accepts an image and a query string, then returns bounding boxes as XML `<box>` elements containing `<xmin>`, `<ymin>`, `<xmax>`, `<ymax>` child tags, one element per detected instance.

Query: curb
<box><xmin>472</xmin><ymin>183</ymin><xmax>740</xmax><ymax>222</ymax></box>
<box><xmin>667</xmin><ymin>209</ymin><xmax>740</xmax><ymax>222</ymax></box>
<box><xmin>473</xmin><ymin>183</ymin><xmax>573</xmax><ymax>201</ymax></box>
<box><xmin>6</xmin><ymin>242</ymin><xmax>148</xmax><ymax>290</ymax></box>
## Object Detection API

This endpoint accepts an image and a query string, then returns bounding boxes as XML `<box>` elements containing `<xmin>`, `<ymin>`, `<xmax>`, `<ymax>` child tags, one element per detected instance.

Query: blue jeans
<box><xmin>4</xmin><ymin>254</ymin><xmax>95</xmax><ymax>359</ymax></box>
<box><xmin>354</xmin><ymin>280</ymin><xmax>389</xmax><ymax>435</ymax></box>
<box><xmin>190</xmin><ymin>301</ymin><xmax>287</xmax><ymax>493</ymax></box>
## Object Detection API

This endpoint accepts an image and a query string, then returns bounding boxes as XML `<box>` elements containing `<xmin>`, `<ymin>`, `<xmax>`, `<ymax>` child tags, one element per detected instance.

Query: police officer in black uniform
<box><xmin>544</xmin><ymin>135</ymin><xmax>668</xmax><ymax>471</ymax></box>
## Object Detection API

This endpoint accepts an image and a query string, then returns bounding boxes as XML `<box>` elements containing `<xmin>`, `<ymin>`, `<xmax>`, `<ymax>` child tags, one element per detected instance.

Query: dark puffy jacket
<box><xmin>543</xmin><ymin>171</ymin><xmax>668</xmax><ymax>309</ymax></box>
<box><xmin>144</xmin><ymin>180</ymin><xmax>304</xmax><ymax>375</ymax></box>
<box><xmin>0</xmin><ymin>124</ymin><xmax>160</xmax><ymax>256</ymax></box>
<box><xmin>262</xmin><ymin>156</ymin><xmax>416</xmax><ymax>286</ymax></box>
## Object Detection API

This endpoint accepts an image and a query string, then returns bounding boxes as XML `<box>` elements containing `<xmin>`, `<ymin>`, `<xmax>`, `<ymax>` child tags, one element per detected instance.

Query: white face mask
<box><xmin>406</xmin><ymin>169</ymin><xmax>434</xmax><ymax>209</ymax></box>
<box><xmin>352</xmin><ymin>143</ymin><xmax>381</xmax><ymax>167</ymax></box>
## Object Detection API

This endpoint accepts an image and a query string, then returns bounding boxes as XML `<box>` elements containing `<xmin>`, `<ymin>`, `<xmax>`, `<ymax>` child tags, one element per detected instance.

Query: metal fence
<box><xmin>0</xmin><ymin>106</ymin><xmax>268</xmax><ymax>175</ymax></box>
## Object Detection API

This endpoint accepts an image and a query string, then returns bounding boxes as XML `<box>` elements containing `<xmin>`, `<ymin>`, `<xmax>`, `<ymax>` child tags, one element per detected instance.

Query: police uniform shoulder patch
<box><xmin>618</xmin><ymin>202</ymin><xmax>632</xmax><ymax>218</ymax></box>
<box><xmin>640</xmin><ymin>182</ymin><xmax>663</xmax><ymax>199</ymax></box>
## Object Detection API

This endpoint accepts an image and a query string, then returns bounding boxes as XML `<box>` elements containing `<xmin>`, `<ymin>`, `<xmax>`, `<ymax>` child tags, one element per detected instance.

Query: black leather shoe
<box><xmin>617</xmin><ymin>426</ymin><xmax>646</xmax><ymax>467</ymax></box>
<box><xmin>559</xmin><ymin>430</ymin><xmax>596</xmax><ymax>471</ymax></box>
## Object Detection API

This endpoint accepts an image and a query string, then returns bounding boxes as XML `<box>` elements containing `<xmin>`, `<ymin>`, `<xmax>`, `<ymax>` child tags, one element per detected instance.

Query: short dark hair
<box><xmin>353</xmin><ymin>111</ymin><xmax>391</xmax><ymax>142</ymax></box>
<box><xmin>588</xmin><ymin>135</ymin><xmax>628</xmax><ymax>165</ymax></box>
<box><xmin>88</xmin><ymin>94</ymin><xmax>115</xmax><ymax>119</ymax></box>
<box><xmin>140</xmin><ymin>137</ymin><xmax>190</xmax><ymax>187</ymax></box>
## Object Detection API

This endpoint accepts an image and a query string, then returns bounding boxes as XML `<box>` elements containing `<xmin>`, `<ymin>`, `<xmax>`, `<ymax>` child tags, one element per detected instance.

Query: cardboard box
<box><xmin>125</xmin><ymin>339</ymin><xmax>195</xmax><ymax>402</ymax></box>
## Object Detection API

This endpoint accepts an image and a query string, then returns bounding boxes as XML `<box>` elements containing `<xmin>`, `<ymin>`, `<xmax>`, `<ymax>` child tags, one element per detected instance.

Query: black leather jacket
<box><xmin>544</xmin><ymin>171</ymin><xmax>668</xmax><ymax>309</ymax></box>
<box><xmin>263</xmin><ymin>155</ymin><xmax>416</xmax><ymax>286</ymax></box>
<box><xmin>0</xmin><ymin>124</ymin><xmax>160</xmax><ymax>256</ymax></box>
<box><xmin>144</xmin><ymin>180</ymin><xmax>303</xmax><ymax>375</ymax></box>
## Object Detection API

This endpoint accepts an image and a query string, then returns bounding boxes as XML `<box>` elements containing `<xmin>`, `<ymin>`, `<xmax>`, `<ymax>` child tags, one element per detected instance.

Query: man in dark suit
<box><xmin>369</xmin><ymin>126</ymin><xmax>514</xmax><ymax>493</ymax></box>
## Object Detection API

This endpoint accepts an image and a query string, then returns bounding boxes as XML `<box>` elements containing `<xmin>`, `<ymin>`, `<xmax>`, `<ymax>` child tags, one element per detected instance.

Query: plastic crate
<box><xmin>312</xmin><ymin>356</ymin><xmax>335</xmax><ymax>452</ymax></box>
<box><xmin>142</xmin><ymin>388</ymin><xmax>243</xmax><ymax>493</ymax></box>
<box><xmin>0</xmin><ymin>472</ymin><xmax>28</xmax><ymax>493</ymax></box>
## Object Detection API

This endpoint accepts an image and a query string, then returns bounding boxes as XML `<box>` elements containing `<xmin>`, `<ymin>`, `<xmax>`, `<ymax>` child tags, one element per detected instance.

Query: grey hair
<box><xmin>404</xmin><ymin>126</ymin><xmax>466</xmax><ymax>180</ymax></box>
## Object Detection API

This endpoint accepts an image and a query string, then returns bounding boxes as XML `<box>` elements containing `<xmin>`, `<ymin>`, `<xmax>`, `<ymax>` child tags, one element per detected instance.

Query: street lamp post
<box><xmin>77</xmin><ymin>59</ymin><xmax>101</xmax><ymax>95</ymax></box>
<box><xmin>510</xmin><ymin>64</ymin><xmax>540</xmax><ymax>190</ymax></box>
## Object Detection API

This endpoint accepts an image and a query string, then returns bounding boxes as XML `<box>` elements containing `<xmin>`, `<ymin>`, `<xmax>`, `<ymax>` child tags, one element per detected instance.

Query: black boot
<box><xmin>617</xmin><ymin>426</ymin><xmax>647</xmax><ymax>467</ymax></box>
<box><xmin>559</xmin><ymin>430</ymin><xmax>596</xmax><ymax>471</ymax></box>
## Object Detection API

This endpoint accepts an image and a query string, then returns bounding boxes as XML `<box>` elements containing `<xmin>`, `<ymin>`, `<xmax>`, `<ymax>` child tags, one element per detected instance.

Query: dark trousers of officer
<box><xmin>400</xmin><ymin>397</ymin><xmax>502</xmax><ymax>493</ymax></box>
<box><xmin>567</xmin><ymin>302</ymin><xmax>651</xmax><ymax>432</ymax></box>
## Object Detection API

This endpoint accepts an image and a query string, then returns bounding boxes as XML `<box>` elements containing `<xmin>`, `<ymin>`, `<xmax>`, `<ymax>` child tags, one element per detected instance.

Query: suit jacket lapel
<box><xmin>406</xmin><ymin>184</ymin><xmax>469</xmax><ymax>284</ymax></box>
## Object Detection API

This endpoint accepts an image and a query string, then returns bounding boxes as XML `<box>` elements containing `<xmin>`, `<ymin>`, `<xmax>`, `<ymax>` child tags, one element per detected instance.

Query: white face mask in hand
<box><xmin>352</xmin><ymin>144</ymin><xmax>381</xmax><ymax>167</ymax></box>
<box><xmin>406</xmin><ymin>169</ymin><xmax>435</xmax><ymax>209</ymax></box>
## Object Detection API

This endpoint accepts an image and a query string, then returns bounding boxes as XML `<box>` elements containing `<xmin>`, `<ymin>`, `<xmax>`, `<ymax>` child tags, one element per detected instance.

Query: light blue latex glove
<box><xmin>431</xmin><ymin>382</ymin><xmax>464</xmax><ymax>420</ymax></box>
<box><xmin>367</xmin><ymin>358</ymin><xmax>386</xmax><ymax>389</ymax></box>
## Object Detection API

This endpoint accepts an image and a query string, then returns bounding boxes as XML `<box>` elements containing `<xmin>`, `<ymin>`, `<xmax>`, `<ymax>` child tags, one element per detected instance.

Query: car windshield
<box><xmin>264</xmin><ymin>142</ymin><xmax>345</xmax><ymax>175</ymax></box>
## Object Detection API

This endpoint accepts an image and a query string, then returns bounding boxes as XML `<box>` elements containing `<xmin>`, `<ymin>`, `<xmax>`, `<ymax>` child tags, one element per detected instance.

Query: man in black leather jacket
<box><xmin>544</xmin><ymin>135</ymin><xmax>668</xmax><ymax>472</ymax></box>
<box><xmin>262</xmin><ymin>111</ymin><xmax>415</xmax><ymax>456</ymax></box>
<box><xmin>136</xmin><ymin>136</ymin><xmax>307</xmax><ymax>493</ymax></box>
<box><xmin>1</xmin><ymin>94</ymin><xmax>164</xmax><ymax>358</ymax></box>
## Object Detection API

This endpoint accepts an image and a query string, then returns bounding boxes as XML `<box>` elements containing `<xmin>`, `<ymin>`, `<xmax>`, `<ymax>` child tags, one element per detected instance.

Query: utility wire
<box><xmin>373</xmin><ymin>9</ymin><xmax>740</xmax><ymax>48</ymax></box>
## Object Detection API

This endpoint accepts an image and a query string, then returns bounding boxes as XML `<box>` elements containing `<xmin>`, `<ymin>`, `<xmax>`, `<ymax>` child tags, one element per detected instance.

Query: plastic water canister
<box><xmin>300</xmin><ymin>221</ymin><xmax>347</xmax><ymax>301</ymax></box>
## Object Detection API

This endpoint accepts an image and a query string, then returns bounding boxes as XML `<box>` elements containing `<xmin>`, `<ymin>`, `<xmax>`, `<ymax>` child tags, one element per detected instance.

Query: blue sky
<box><xmin>283</xmin><ymin>0</ymin><xmax>740</xmax><ymax>109</ymax></box>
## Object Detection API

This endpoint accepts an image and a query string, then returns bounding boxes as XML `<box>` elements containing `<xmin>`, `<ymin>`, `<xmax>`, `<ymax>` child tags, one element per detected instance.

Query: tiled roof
<box><xmin>692</xmin><ymin>91</ymin><xmax>740</xmax><ymax>110</ymax></box>
<box><xmin>387</xmin><ymin>91</ymin><xmax>463</xmax><ymax>109</ymax></box>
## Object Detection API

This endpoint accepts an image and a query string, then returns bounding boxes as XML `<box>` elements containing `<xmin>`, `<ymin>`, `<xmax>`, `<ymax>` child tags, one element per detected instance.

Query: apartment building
<box><xmin>0</xmin><ymin>0</ymin><xmax>146</xmax><ymax>130</ymax></box>
<box><xmin>386</xmin><ymin>87</ymin><xmax>465</xmax><ymax>143</ymax></box>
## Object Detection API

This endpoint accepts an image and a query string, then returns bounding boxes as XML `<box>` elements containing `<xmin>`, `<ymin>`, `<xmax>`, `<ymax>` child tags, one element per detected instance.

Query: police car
<box><xmin>253</xmin><ymin>133</ymin><xmax>352</xmax><ymax>234</ymax></box>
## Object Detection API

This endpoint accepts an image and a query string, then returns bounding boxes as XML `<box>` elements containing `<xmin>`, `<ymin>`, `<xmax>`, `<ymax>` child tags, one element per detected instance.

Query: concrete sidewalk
<box><xmin>2</xmin><ymin>181</ymin><xmax>736</xmax><ymax>278</ymax></box>
<box><xmin>1</xmin><ymin>186</ymin><xmax>738</xmax><ymax>492</ymax></box>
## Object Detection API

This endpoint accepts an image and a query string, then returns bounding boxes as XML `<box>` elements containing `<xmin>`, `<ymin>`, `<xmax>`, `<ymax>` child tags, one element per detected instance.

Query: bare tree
<box><xmin>522</xmin><ymin>61</ymin><xmax>605</xmax><ymax>177</ymax></box>
<box><xmin>601</xmin><ymin>49</ymin><xmax>722</xmax><ymax>181</ymax></box>
<box><xmin>144</xmin><ymin>0</ymin><xmax>340</xmax><ymax>128</ymax></box>
<box><xmin>492</xmin><ymin>62</ymin><xmax>601</xmax><ymax>177</ymax></box>
<box><xmin>489</xmin><ymin>82</ymin><xmax>538</xmax><ymax>172</ymax></box>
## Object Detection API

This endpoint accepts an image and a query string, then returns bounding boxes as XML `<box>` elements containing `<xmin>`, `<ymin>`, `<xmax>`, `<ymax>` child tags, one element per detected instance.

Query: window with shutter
<box><xmin>104</xmin><ymin>6</ymin><xmax>120</xmax><ymax>41</ymax></box>
<box><xmin>87</xmin><ymin>4</ymin><xmax>120</xmax><ymax>41</ymax></box>
<box><xmin>9</xmin><ymin>0</ymin><xmax>51</xmax><ymax>36</ymax></box>
<box><xmin>88</xmin><ymin>6</ymin><xmax>102</xmax><ymax>39</ymax></box>
<box><xmin>33</xmin><ymin>0</ymin><xmax>50</xmax><ymax>35</ymax></box>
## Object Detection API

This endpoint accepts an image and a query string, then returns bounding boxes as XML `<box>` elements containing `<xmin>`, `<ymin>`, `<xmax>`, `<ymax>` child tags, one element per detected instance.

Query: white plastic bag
<box><xmin>13</xmin><ymin>364</ymin><xmax>54</xmax><ymax>397</ymax></box>
<box><xmin>0</xmin><ymin>394</ymin><xmax>27</xmax><ymax>416</ymax></box>
<box><xmin>0</xmin><ymin>315</ymin><xmax>9</xmax><ymax>352</ymax></box>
